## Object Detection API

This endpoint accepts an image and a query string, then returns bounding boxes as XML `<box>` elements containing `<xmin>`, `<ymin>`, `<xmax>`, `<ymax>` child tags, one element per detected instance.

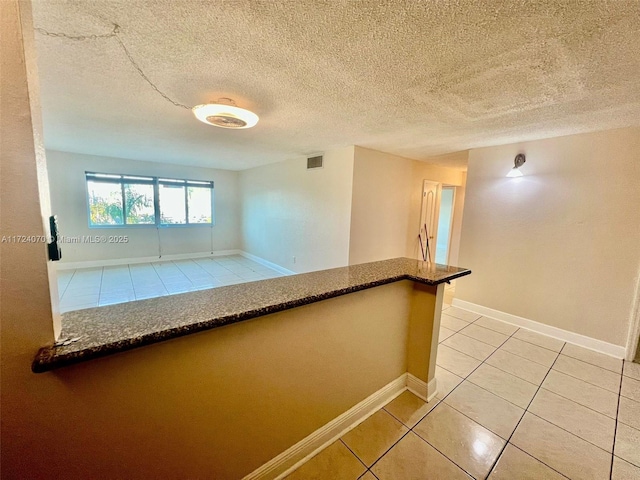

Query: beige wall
<box><xmin>239</xmin><ymin>146</ymin><xmax>355</xmax><ymax>273</ymax></box>
<box><xmin>349</xmin><ymin>146</ymin><xmax>414</xmax><ymax>264</ymax></box>
<box><xmin>456</xmin><ymin>127</ymin><xmax>640</xmax><ymax>347</ymax></box>
<box><xmin>349</xmin><ymin>146</ymin><xmax>467</xmax><ymax>266</ymax></box>
<box><xmin>47</xmin><ymin>150</ymin><xmax>241</xmax><ymax>263</ymax></box>
<box><xmin>3</xmin><ymin>274</ymin><xmax>423</xmax><ymax>479</ymax></box>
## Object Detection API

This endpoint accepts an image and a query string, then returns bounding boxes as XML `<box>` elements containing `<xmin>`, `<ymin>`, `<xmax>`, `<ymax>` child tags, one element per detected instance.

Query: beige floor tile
<box><xmin>500</xmin><ymin>337</ymin><xmax>558</xmax><ymax>367</ymax></box>
<box><xmin>414</xmin><ymin>403</ymin><xmax>505</xmax><ymax>479</ymax></box>
<box><xmin>442</xmin><ymin>333</ymin><xmax>497</xmax><ymax>361</ymax></box>
<box><xmin>474</xmin><ymin>317</ymin><xmax>519</xmax><ymax>336</ymax></box>
<box><xmin>467</xmin><ymin>363</ymin><xmax>538</xmax><ymax>409</ymax></box>
<box><xmin>285</xmin><ymin>440</ymin><xmax>366</xmax><ymax>480</ymax></box>
<box><xmin>621</xmin><ymin>375</ymin><xmax>640</xmax><ymax>401</ymax></box>
<box><xmin>486</xmin><ymin>349</ymin><xmax>550</xmax><ymax>385</ymax></box>
<box><xmin>618</xmin><ymin>397</ymin><xmax>640</xmax><ymax>430</ymax></box>
<box><xmin>615</xmin><ymin>423</ymin><xmax>640</xmax><ymax>468</ymax></box>
<box><xmin>561</xmin><ymin>343</ymin><xmax>623</xmax><ymax>373</ymax></box>
<box><xmin>528</xmin><ymin>389</ymin><xmax>616</xmax><ymax>452</ymax></box>
<box><xmin>442</xmin><ymin>303</ymin><xmax>451</xmax><ymax>310</ymax></box>
<box><xmin>553</xmin><ymin>355</ymin><xmax>621</xmax><ymax>393</ymax></box>
<box><xmin>435</xmin><ymin>366</ymin><xmax>464</xmax><ymax>400</ymax></box>
<box><xmin>624</xmin><ymin>362</ymin><xmax>640</xmax><ymax>381</ymax></box>
<box><xmin>612</xmin><ymin>456</ymin><xmax>640</xmax><ymax>480</ymax></box>
<box><xmin>439</xmin><ymin>326</ymin><xmax>457</xmax><ymax>343</ymax></box>
<box><xmin>444</xmin><ymin>381</ymin><xmax>525</xmax><ymax>439</ymax></box>
<box><xmin>541</xmin><ymin>370</ymin><xmax>619</xmax><ymax>418</ymax></box>
<box><xmin>341</xmin><ymin>410</ymin><xmax>408</xmax><ymax>467</ymax></box>
<box><xmin>445</xmin><ymin>306</ymin><xmax>481</xmax><ymax>323</ymax></box>
<box><xmin>371</xmin><ymin>431</ymin><xmax>471</xmax><ymax>480</ymax></box>
<box><xmin>460</xmin><ymin>324</ymin><xmax>509</xmax><ymax>347</ymax></box>
<box><xmin>489</xmin><ymin>444</ymin><xmax>566</xmax><ymax>480</ymax></box>
<box><xmin>440</xmin><ymin>314</ymin><xmax>471</xmax><ymax>332</ymax></box>
<box><xmin>513</xmin><ymin>329</ymin><xmax>565</xmax><ymax>352</ymax></box>
<box><xmin>511</xmin><ymin>413</ymin><xmax>612</xmax><ymax>480</ymax></box>
<box><xmin>384</xmin><ymin>391</ymin><xmax>438</xmax><ymax>428</ymax></box>
<box><xmin>436</xmin><ymin>345</ymin><xmax>482</xmax><ymax>378</ymax></box>
<box><xmin>358</xmin><ymin>472</ymin><xmax>377</xmax><ymax>480</ymax></box>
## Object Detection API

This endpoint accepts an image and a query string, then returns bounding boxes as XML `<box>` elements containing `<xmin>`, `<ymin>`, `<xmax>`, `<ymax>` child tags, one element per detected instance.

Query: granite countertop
<box><xmin>33</xmin><ymin>257</ymin><xmax>470</xmax><ymax>373</ymax></box>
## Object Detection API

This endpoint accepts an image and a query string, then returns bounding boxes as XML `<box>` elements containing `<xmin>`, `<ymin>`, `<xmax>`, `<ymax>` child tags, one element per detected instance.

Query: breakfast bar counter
<box><xmin>33</xmin><ymin>257</ymin><xmax>470</xmax><ymax>372</ymax></box>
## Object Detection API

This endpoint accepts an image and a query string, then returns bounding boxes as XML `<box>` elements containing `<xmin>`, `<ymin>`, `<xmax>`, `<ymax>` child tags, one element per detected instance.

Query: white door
<box><xmin>418</xmin><ymin>180</ymin><xmax>441</xmax><ymax>262</ymax></box>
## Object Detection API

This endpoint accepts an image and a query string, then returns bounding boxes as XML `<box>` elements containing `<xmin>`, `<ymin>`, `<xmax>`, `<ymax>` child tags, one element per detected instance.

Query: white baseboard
<box><xmin>452</xmin><ymin>299</ymin><xmax>626</xmax><ymax>359</ymax></box>
<box><xmin>54</xmin><ymin>250</ymin><xmax>296</xmax><ymax>275</ymax></box>
<box><xmin>239</xmin><ymin>251</ymin><xmax>296</xmax><ymax>276</ymax></box>
<box><xmin>406</xmin><ymin>374</ymin><xmax>437</xmax><ymax>402</ymax></box>
<box><xmin>624</xmin><ymin>272</ymin><xmax>640</xmax><ymax>361</ymax></box>
<box><xmin>245</xmin><ymin>373</ymin><xmax>416</xmax><ymax>480</ymax></box>
<box><xmin>55</xmin><ymin>249</ymin><xmax>242</xmax><ymax>271</ymax></box>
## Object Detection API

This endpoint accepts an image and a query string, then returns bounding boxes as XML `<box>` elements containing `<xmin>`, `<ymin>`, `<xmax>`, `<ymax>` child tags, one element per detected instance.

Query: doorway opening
<box><xmin>435</xmin><ymin>186</ymin><xmax>456</xmax><ymax>265</ymax></box>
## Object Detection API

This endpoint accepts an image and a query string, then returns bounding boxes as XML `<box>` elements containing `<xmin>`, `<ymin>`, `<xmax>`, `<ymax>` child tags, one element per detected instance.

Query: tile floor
<box><xmin>284</xmin><ymin>302</ymin><xmax>640</xmax><ymax>480</ymax></box>
<box><xmin>56</xmin><ymin>255</ymin><xmax>286</xmax><ymax>313</ymax></box>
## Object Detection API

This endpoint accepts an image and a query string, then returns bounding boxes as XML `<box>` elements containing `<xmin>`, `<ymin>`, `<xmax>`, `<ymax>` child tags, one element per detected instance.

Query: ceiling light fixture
<box><xmin>192</xmin><ymin>98</ymin><xmax>259</xmax><ymax>129</ymax></box>
<box><xmin>506</xmin><ymin>153</ymin><xmax>526</xmax><ymax>177</ymax></box>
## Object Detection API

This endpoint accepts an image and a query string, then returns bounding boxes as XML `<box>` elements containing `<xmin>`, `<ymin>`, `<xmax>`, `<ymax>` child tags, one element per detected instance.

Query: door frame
<box><xmin>436</xmin><ymin>185</ymin><xmax>457</xmax><ymax>265</ymax></box>
<box><xmin>625</xmin><ymin>271</ymin><xmax>640</xmax><ymax>361</ymax></box>
<box><xmin>418</xmin><ymin>180</ymin><xmax>442</xmax><ymax>263</ymax></box>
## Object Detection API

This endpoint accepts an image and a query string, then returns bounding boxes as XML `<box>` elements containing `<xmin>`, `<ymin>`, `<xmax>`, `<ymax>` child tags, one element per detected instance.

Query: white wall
<box><xmin>349</xmin><ymin>146</ymin><xmax>467</xmax><ymax>266</ymax></box>
<box><xmin>456</xmin><ymin>127</ymin><xmax>640</xmax><ymax>347</ymax></box>
<box><xmin>239</xmin><ymin>146</ymin><xmax>355</xmax><ymax>273</ymax></box>
<box><xmin>47</xmin><ymin>150</ymin><xmax>241</xmax><ymax>264</ymax></box>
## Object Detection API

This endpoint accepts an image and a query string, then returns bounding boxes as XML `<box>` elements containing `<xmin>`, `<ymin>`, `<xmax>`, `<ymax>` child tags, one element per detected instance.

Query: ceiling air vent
<box><xmin>307</xmin><ymin>155</ymin><xmax>323</xmax><ymax>169</ymax></box>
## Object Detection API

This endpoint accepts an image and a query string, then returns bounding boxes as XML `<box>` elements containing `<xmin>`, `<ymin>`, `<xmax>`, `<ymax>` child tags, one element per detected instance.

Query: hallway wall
<box><xmin>456</xmin><ymin>127</ymin><xmax>640</xmax><ymax>348</ymax></box>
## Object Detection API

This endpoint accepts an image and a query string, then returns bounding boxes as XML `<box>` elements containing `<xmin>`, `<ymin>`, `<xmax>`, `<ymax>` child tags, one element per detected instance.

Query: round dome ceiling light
<box><xmin>192</xmin><ymin>98</ymin><xmax>259</xmax><ymax>129</ymax></box>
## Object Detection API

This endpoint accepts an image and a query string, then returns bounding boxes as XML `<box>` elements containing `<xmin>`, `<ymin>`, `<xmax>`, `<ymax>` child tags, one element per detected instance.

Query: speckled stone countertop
<box><xmin>33</xmin><ymin>258</ymin><xmax>470</xmax><ymax>372</ymax></box>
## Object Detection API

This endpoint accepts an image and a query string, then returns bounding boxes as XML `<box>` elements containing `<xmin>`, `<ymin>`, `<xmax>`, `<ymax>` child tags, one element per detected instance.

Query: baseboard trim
<box><xmin>244</xmin><ymin>374</ymin><xmax>409</xmax><ymax>480</ymax></box>
<box><xmin>239</xmin><ymin>251</ymin><xmax>296</xmax><ymax>276</ymax></box>
<box><xmin>406</xmin><ymin>374</ymin><xmax>437</xmax><ymax>402</ymax></box>
<box><xmin>55</xmin><ymin>249</ymin><xmax>242</xmax><ymax>270</ymax></box>
<box><xmin>452</xmin><ymin>299</ymin><xmax>626</xmax><ymax>359</ymax></box>
<box><xmin>54</xmin><ymin>250</ymin><xmax>296</xmax><ymax>275</ymax></box>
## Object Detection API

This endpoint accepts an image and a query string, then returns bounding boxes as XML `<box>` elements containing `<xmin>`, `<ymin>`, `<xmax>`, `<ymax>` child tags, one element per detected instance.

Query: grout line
<box><xmin>507</xmin><ymin>444</ymin><xmax>572</xmax><ymax>480</ymax></box>
<box><xmin>510</xmin><ymin>334</ymin><xmax>565</xmax><ymax>354</ymax></box>
<box><xmin>454</xmin><ymin>325</ymin><xmax>510</xmax><ymax>347</ymax></box>
<box><xmin>409</xmin><ymin>324</ymin><xmax>526</xmax><ymax>477</ymax></box>
<box><xmin>339</xmin><ymin>438</ymin><xmax>369</xmax><ymax>471</ymax></box>
<box><xmin>57</xmin><ymin>268</ymin><xmax>76</xmax><ymax>300</ymax></box>
<box><xmin>494</xmin><ymin>344</ymin><xmax>557</xmax><ymax>368</ymax></box>
<box><xmin>525</xmin><ymin>410</ymin><xmax>614</xmax><ymax>455</ymax></box>
<box><xmin>364</xmin><ymin>428</ymin><xmax>414</xmax><ymax>474</ymax></box>
<box><xmin>610</xmin><ymin>362</ymin><xmax>625</xmax><ymax>478</ymax></box>
<box><xmin>481</xmin><ymin>357</ymin><xmax>547</xmax><ymax>387</ymax></box>
<box><xmin>537</xmin><ymin>385</ymin><xmax>618</xmax><ymax>420</ymax></box>
<box><xmin>438</xmin><ymin>341</ymin><xmax>496</xmax><ymax>364</ymax></box>
<box><xmin>559</xmin><ymin>352</ymin><xmax>623</xmax><ymax>374</ymax></box>
<box><xmin>442</xmin><ymin>312</ymin><xmax>482</xmax><ymax>324</ymax></box>
<box><xmin>96</xmin><ymin>266</ymin><xmax>105</xmax><ymax>305</ymax></box>
<box><xmin>484</xmin><ymin>347</ymin><xmax>570</xmax><ymax>479</ymax></box>
<box><xmin>411</xmin><ymin>429</ymin><xmax>477</xmax><ymax>478</ymax></box>
<box><xmin>550</xmin><ymin>365</ymin><xmax>621</xmax><ymax>394</ymax></box>
<box><xmin>440</xmin><ymin>398</ymin><xmax>518</xmax><ymax>441</ymax></box>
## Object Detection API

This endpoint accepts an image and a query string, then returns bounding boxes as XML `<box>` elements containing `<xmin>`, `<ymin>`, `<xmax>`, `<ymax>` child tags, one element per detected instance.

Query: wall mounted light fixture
<box><xmin>506</xmin><ymin>154</ymin><xmax>526</xmax><ymax>177</ymax></box>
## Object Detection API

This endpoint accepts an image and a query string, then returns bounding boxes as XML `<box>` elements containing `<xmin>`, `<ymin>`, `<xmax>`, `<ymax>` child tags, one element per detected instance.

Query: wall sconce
<box><xmin>506</xmin><ymin>154</ymin><xmax>526</xmax><ymax>177</ymax></box>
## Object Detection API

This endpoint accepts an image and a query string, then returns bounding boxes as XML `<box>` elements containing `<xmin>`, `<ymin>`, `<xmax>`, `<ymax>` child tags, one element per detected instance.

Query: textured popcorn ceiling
<box><xmin>32</xmin><ymin>0</ymin><xmax>640</xmax><ymax>170</ymax></box>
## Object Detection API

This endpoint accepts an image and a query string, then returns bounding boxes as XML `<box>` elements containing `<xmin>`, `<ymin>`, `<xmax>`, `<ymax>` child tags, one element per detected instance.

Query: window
<box><xmin>85</xmin><ymin>172</ymin><xmax>214</xmax><ymax>227</ymax></box>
